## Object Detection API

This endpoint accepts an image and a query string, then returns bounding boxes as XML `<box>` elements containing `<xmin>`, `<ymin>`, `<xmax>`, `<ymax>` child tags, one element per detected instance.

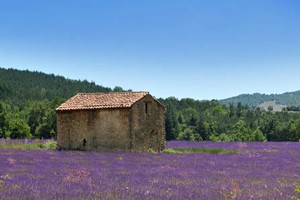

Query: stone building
<box><xmin>56</xmin><ymin>92</ymin><xmax>165</xmax><ymax>152</ymax></box>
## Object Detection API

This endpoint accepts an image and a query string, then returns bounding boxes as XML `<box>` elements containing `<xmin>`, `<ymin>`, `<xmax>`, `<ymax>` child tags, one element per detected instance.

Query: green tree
<box><xmin>0</xmin><ymin>103</ymin><xmax>6</xmax><ymax>138</ymax></box>
<box><xmin>181</xmin><ymin>107</ymin><xmax>198</xmax><ymax>126</ymax></box>
<box><xmin>7</xmin><ymin>119</ymin><xmax>31</xmax><ymax>139</ymax></box>
<box><xmin>113</xmin><ymin>86</ymin><xmax>124</xmax><ymax>92</ymax></box>
<box><xmin>252</xmin><ymin>129</ymin><xmax>266</xmax><ymax>141</ymax></box>
<box><xmin>209</xmin><ymin>133</ymin><xmax>230</xmax><ymax>142</ymax></box>
<box><xmin>35</xmin><ymin>109</ymin><xmax>57</xmax><ymax>139</ymax></box>
<box><xmin>165</xmin><ymin>102</ymin><xmax>179</xmax><ymax>140</ymax></box>
<box><xmin>178</xmin><ymin>127</ymin><xmax>200</xmax><ymax>141</ymax></box>
<box><xmin>218</xmin><ymin>133</ymin><xmax>231</xmax><ymax>141</ymax></box>
<box><xmin>229</xmin><ymin>120</ymin><xmax>252</xmax><ymax>141</ymax></box>
<box><xmin>229</xmin><ymin>103</ymin><xmax>235</xmax><ymax>118</ymax></box>
<box><xmin>196</xmin><ymin>120</ymin><xmax>208</xmax><ymax>141</ymax></box>
<box><xmin>25</xmin><ymin>101</ymin><xmax>47</xmax><ymax>135</ymax></box>
<box><xmin>237</xmin><ymin>102</ymin><xmax>243</xmax><ymax>118</ymax></box>
<box><xmin>287</xmin><ymin>120</ymin><xmax>300</xmax><ymax>141</ymax></box>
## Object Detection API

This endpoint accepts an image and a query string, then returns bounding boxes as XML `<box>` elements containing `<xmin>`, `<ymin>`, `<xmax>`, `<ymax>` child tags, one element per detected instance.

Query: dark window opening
<box><xmin>145</xmin><ymin>102</ymin><xmax>148</xmax><ymax>114</ymax></box>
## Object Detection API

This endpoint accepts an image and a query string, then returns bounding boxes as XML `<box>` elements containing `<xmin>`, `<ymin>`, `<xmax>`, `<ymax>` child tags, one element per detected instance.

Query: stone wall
<box><xmin>57</xmin><ymin>94</ymin><xmax>165</xmax><ymax>152</ymax></box>
<box><xmin>57</xmin><ymin>109</ymin><xmax>131</xmax><ymax>151</ymax></box>
<box><xmin>129</xmin><ymin>94</ymin><xmax>165</xmax><ymax>152</ymax></box>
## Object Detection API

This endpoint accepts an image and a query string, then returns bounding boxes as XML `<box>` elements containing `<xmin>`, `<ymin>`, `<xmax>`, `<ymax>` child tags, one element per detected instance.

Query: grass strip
<box><xmin>163</xmin><ymin>147</ymin><xmax>238</xmax><ymax>154</ymax></box>
<box><xmin>0</xmin><ymin>140</ymin><xmax>57</xmax><ymax>150</ymax></box>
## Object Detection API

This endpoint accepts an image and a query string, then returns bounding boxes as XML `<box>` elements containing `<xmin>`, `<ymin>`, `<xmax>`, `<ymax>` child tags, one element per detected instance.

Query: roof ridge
<box><xmin>77</xmin><ymin>91</ymin><xmax>149</xmax><ymax>95</ymax></box>
<box><xmin>56</xmin><ymin>91</ymin><xmax>151</xmax><ymax>111</ymax></box>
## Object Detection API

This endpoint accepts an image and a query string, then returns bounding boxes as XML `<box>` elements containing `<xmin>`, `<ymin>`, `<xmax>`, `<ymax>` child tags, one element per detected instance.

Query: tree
<box><xmin>218</xmin><ymin>133</ymin><xmax>231</xmax><ymax>141</ymax></box>
<box><xmin>229</xmin><ymin>103</ymin><xmax>235</xmax><ymax>118</ymax></box>
<box><xmin>252</xmin><ymin>129</ymin><xmax>266</xmax><ymax>141</ymax></box>
<box><xmin>113</xmin><ymin>86</ymin><xmax>124</xmax><ymax>92</ymax></box>
<box><xmin>35</xmin><ymin>109</ymin><xmax>57</xmax><ymax>139</ymax></box>
<box><xmin>196</xmin><ymin>120</ymin><xmax>208</xmax><ymax>141</ymax></box>
<box><xmin>0</xmin><ymin>103</ymin><xmax>6</xmax><ymax>138</ymax></box>
<box><xmin>209</xmin><ymin>133</ymin><xmax>230</xmax><ymax>142</ymax></box>
<box><xmin>165</xmin><ymin>102</ymin><xmax>179</xmax><ymax>140</ymax></box>
<box><xmin>229</xmin><ymin>120</ymin><xmax>252</xmax><ymax>141</ymax></box>
<box><xmin>178</xmin><ymin>127</ymin><xmax>200</xmax><ymax>141</ymax></box>
<box><xmin>25</xmin><ymin>101</ymin><xmax>47</xmax><ymax>135</ymax></box>
<box><xmin>237</xmin><ymin>102</ymin><xmax>243</xmax><ymax>118</ymax></box>
<box><xmin>7</xmin><ymin>119</ymin><xmax>31</xmax><ymax>139</ymax></box>
<box><xmin>268</xmin><ymin>106</ymin><xmax>273</xmax><ymax>112</ymax></box>
<box><xmin>286</xmin><ymin>119</ymin><xmax>300</xmax><ymax>141</ymax></box>
<box><xmin>181</xmin><ymin>107</ymin><xmax>198</xmax><ymax>126</ymax></box>
<box><xmin>262</xmin><ymin>118</ymin><xmax>279</xmax><ymax>141</ymax></box>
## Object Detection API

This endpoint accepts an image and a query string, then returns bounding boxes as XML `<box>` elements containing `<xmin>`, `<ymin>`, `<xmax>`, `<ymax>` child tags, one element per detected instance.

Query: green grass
<box><xmin>0</xmin><ymin>140</ymin><xmax>57</xmax><ymax>150</ymax></box>
<box><xmin>163</xmin><ymin>147</ymin><xmax>238</xmax><ymax>154</ymax></box>
<box><xmin>0</xmin><ymin>140</ymin><xmax>236</xmax><ymax>154</ymax></box>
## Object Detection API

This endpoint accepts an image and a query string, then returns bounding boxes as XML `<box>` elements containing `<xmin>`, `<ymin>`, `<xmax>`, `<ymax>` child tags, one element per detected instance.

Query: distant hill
<box><xmin>0</xmin><ymin>68</ymin><xmax>113</xmax><ymax>105</ymax></box>
<box><xmin>258</xmin><ymin>101</ymin><xmax>287</xmax><ymax>112</ymax></box>
<box><xmin>220</xmin><ymin>91</ymin><xmax>300</xmax><ymax>107</ymax></box>
<box><xmin>2</xmin><ymin>67</ymin><xmax>300</xmax><ymax>109</ymax></box>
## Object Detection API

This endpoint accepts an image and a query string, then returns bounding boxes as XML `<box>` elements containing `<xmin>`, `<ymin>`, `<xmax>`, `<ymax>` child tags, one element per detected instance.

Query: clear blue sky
<box><xmin>0</xmin><ymin>0</ymin><xmax>300</xmax><ymax>100</ymax></box>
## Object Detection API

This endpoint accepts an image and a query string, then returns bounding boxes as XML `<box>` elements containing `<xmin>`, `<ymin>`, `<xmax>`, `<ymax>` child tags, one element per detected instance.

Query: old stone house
<box><xmin>56</xmin><ymin>92</ymin><xmax>165</xmax><ymax>152</ymax></box>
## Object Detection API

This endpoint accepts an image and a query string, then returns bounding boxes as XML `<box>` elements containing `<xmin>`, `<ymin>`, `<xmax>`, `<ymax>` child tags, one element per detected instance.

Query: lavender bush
<box><xmin>0</xmin><ymin>141</ymin><xmax>299</xmax><ymax>199</ymax></box>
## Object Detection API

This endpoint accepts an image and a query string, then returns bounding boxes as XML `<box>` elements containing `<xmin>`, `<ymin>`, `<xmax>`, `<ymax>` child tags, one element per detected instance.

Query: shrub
<box><xmin>7</xmin><ymin>119</ymin><xmax>32</xmax><ymax>139</ymax></box>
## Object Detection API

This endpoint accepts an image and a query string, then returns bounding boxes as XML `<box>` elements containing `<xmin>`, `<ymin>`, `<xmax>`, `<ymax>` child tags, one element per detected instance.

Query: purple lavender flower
<box><xmin>0</xmin><ymin>141</ymin><xmax>299</xmax><ymax>199</ymax></box>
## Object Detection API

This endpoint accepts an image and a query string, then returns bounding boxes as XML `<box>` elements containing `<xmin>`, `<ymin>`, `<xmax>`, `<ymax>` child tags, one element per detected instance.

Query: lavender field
<box><xmin>0</xmin><ymin>141</ymin><xmax>299</xmax><ymax>199</ymax></box>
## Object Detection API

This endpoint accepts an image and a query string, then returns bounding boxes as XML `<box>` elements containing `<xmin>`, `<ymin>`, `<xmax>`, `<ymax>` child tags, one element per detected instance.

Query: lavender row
<box><xmin>167</xmin><ymin>140</ymin><xmax>300</xmax><ymax>151</ymax></box>
<box><xmin>0</xmin><ymin>141</ymin><xmax>299</xmax><ymax>199</ymax></box>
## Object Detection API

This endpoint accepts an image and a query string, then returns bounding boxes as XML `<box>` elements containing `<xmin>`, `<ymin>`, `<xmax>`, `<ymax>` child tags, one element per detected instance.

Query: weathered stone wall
<box><xmin>57</xmin><ymin>109</ymin><xmax>131</xmax><ymax>151</ymax></box>
<box><xmin>57</xmin><ymin>94</ymin><xmax>165</xmax><ymax>152</ymax></box>
<box><xmin>129</xmin><ymin>94</ymin><xmax>165</xmax><ymax>152</ymax></box>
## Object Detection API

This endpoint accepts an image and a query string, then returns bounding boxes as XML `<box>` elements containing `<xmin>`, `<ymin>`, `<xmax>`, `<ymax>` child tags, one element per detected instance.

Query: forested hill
<box><xmin>0</xmin><ymin>67</ymin><xmax>127</xmax><ymax>139</ymax></box>
<box><xmin>0</xmin><ymin>68</ymin><xmax>113</xmax><ymax>105</ymax></box>
<box><xmin>220</xmin><ymin>91</ymin><xmax>300</xmax><ymax>107</ymax></box>
<box><xmin>0</xmin><ymin>67</ymin><xmax>299</xmax><ymax>142</ymax></box>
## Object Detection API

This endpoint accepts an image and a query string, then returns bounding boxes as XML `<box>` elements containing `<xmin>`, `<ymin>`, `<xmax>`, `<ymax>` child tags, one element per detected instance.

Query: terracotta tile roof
<box><xmin>56</xmin><ymin>92</ymin><xmax>150</xmax><ymax>111</ymax></box>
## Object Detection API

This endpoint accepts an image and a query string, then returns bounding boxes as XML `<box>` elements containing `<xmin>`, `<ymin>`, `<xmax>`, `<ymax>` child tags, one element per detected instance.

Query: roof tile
<box><xmin>56</xmin><ymin>92</ymin><xmax>149</xmax><ymax>111</ymax></box>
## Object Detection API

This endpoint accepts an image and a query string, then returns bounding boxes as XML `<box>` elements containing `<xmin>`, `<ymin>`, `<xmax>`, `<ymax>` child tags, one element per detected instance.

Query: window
<box><xmin>145</xmin><ymin>102</ymin><xmax>148</xmax><ymax>114</ymax></box>
<box><xmin>144</xmin><ymin>101</ymin><xmax>151</xmax><ymax>115</ymax></box>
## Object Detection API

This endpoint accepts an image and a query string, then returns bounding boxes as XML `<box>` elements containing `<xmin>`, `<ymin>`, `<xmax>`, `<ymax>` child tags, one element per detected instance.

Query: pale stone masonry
<box><xmin>56</xmin><ymin>92</ymin><xmax>165</xmax><ymax>152</ymax></box>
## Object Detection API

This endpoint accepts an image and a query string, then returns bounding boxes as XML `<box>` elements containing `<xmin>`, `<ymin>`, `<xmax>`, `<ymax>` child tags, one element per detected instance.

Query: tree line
<box><xmin>0</xmin><ymin>68</ymin><xmax>299</xmax><ymax>141</ymax></box>
<box><xmin>0</xmin><ymin>68</ymin><xmax>112</xmax><ymax>107</ymax></box>
<box><xmin>0</xmin><ymin>99</ymin><xmax>62</xmax><ymax>139</ymax></box>
<box><xmin>1</xmin><ymin>97</ymin><xmax>300</xmax><ymax>141</ymax></box>
<box><xmin>161</xmin><ymin>98</ymin><xmax>300</xmax><ymax>142</ymax></box>
<box><xmin>0</xmin><ymin>68</ymin><xmax>124</xmax><ymax>139</ymax></box>
<box><xmin>0</xmin><ymin>97</ymin><xmax>300</xmax><ymax>141</ymax></box>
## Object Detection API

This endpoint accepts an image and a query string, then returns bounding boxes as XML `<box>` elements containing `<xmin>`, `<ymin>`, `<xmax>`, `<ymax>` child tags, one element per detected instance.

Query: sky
<box><xmin>0</xmin><ymin>0</ymin><xmax>300</xmax><ymax>100</ymax></box>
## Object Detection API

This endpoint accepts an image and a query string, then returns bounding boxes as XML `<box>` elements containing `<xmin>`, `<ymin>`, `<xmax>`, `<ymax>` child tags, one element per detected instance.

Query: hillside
<box><xmin>220</xmin><ymin>91</ymin><xmax>300</xmax><ymax>107</ymax></box>
<box><xmin>0</xmin><ymin>68</ymin><xmax>299</xmax><ymax>142</ymax></box>
<box><xmin>0</xmin><ymin>68</ymin><xmax>113</xmax><ymax>105</ymax></box>
<box><xmin>258</xmin><ymin>101</ymin><xmax>287</xmax><ymax>112</ymax></box>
